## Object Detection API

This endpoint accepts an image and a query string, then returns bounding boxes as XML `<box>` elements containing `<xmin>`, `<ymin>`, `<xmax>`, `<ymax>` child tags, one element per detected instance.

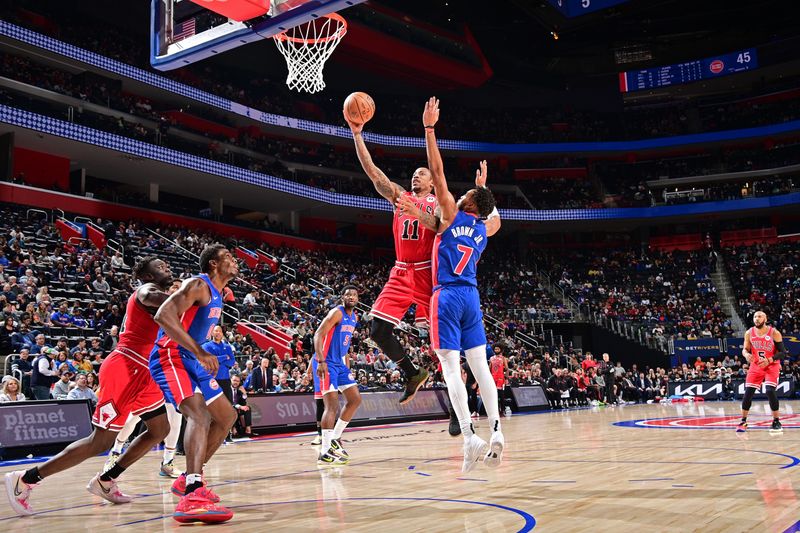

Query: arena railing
<box><xmin>4</xmin><ymin>21</ymin><xmax>800</xmax><ymax>156</ymax></box>
<box><xmin>143</xmin><ymin>227</ymin><xmax>318</xmax><ymax>324</ymax></box>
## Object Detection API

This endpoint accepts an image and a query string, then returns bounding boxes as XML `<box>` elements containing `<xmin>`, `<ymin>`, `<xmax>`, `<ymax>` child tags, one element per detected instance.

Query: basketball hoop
<box><xmin>273</xmin><ymin>13</ymin><xmax>347</xmax><ymax>94</ymax></box>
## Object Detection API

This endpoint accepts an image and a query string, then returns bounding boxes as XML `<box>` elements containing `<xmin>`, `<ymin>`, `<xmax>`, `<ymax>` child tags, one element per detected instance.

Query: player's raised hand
<box><xmin>475</xmin><ymin>160</ymin><xmax>488</xmax><ymax>188</ymax></box>
<box><xmin>395</xmin><ymin>194</ymin><xmax>419</xmax><ymax>217</ymax></box>
<box><xmin>343</xmin><ymin>109</ymin><xmax>363</xmax><ymax>134</ymax></box>
<box><xmin>197</xmin><ymin>349</ymin><xmax>219</xmax><ymax>375</ymax></box>
<box><xmin>423</xmin><ymin>97</ymin><xmax>439</xmax><ymax>127</ymax></box>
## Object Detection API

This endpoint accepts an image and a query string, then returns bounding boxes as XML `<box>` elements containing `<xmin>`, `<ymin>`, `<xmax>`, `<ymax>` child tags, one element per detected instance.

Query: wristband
<box><xmin>487</xmin><ymin>207</ymin><xmax>500</xmax><ymax>219</ymax></box>
<box><xmin>424</xmin><ymin>125</ymin><xmax>435</xmax><ymax>130</ymax></box>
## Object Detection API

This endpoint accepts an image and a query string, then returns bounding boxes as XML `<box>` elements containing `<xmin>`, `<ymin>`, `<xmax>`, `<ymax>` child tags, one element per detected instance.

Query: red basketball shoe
<box><xmin>173</xmin><ymin>488</ymin><xmax>232</xmax><ymax>524</ymax></box>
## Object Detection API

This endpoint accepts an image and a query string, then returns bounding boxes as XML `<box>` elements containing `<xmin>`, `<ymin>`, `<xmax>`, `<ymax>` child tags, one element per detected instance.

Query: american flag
<box><xmin>173</xmin><ymin>18</ymin><xmax>196</xmax><ymax>42</ymax></box>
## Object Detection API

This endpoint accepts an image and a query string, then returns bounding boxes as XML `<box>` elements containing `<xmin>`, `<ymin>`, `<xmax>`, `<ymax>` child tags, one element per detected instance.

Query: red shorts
<box><xmin>745</xmin><ymin>361</ymin><xmax>781</xmax><ymax>389</ymax></box>
<box><xmin>371</xmin><ymin>261</ymin><xmax>432</xmax><ymax>328</ymax></box>
<box><xmin>494</xmin><ymin>377</ymin><xmax>505</xmax><ymax>390</ymax></box>
<box><xmin>92</xmin><ymin>351</ymin><xmax>165</xmax><ymax>431</ymax></box>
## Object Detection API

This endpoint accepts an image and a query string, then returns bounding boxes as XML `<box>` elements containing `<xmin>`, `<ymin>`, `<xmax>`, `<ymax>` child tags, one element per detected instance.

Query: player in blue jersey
<box><xmin>400</xmin><ymin>97</ymin><xmax>503</xmax><ymax>474</ymax></box>
<box><xmin>149</xmin><ymin>244</ymin><xmax>238</xmax><ymax>524</ymax></box>
<box><xmin>313</xmin><ymin>285</ymin><xmax>363</xmax><ymax>465</ymax></box>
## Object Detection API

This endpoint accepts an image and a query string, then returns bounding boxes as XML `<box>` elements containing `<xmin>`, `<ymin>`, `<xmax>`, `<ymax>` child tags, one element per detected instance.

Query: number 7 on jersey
<box><xmin>454</xmin><ymin>245</ymin><xmax>473</xmax><ymax>276</ymax></box>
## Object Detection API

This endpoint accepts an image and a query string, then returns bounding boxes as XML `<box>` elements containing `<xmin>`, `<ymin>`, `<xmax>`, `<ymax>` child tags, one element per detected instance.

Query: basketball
<box><xmin>343</xmin><ymin>91</ymin><xmax>375</xmax><ymax>124</ymax></box>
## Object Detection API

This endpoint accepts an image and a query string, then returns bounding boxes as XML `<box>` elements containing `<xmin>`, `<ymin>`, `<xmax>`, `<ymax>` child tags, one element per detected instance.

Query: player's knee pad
<box><xmin>742</xmin><ymin>386</ymin><xmax>756</xmax><ymax>411</ymax></box>
<box><xmin>765</xmin><ymin>386</ymin><xmax>780</xmax><ymax>411</ymax></box>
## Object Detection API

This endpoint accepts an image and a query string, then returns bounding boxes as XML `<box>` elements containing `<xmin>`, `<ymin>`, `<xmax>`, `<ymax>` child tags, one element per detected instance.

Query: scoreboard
<box><xmin>619</xmin><ymin>48</ymin><xmax>758</xmax><ymax>93</ymax></box>
<box><xmin>546</xmin><ymin>0</ymin><xmax>631</xmax><ymax>17</ymax></box>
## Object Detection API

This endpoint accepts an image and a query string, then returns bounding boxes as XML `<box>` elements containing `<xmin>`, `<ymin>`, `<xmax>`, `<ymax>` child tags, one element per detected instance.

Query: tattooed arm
<box><xmin>344</xmin><ymin>113</ymin><xmax>404</xmax><ymax>203</ymax></box>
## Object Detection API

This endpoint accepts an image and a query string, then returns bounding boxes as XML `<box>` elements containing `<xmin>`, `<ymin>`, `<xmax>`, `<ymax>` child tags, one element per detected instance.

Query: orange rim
<box><xmin>273</xmin><ymin>13</ymin><xmax>347</xmax><ymax>44</ymax></box>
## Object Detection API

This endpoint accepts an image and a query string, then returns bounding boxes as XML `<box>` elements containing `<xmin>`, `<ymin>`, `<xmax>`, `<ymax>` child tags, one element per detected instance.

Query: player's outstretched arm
<box><xmin>313</xmin><ymin>307</ymin><xmax>343</xmax><ymax>379</ymax></box>
<box><xmin>423</xmin><ymin>97</ymin><xmax>456</xmax><ymax>229</ymax></box>
<box><xmin>475</xmin><ymin>160</ymin><xmax>502</xmax><ymax>237</ymax></box>
<box><xmin>344</xmin><ymin>112</ymin><xmax>404</xmax><ymax>203</ymax></box>
<box><xmin>154</xmin><ymin>278</ymin><xmax>218</xmax><ymax>374</ymax></box>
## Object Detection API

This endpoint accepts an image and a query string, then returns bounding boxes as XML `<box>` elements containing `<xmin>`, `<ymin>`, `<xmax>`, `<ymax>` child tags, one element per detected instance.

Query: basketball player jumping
<box><xmin>402</xmin><ymin>97</ymin><xmax>503</xmax><ymax>473</ymax></box>
<box><xmin>345</xmin><ymin>113</ymin><xmax>440</xmax><ymax>405</ymax></box>
<box><xmin>313</xmin><ymin>285</ymin><xmax>363</xmax><ymax>465</ymax></box>
<box><xmin>737</xmin><ymin>311</ymin><xmax>788</xmax><ymax>433</ymax></box>
<box><xmin>149</xmin><ymin>244</ymin><xmax>238</xmax><ymax>523</ymax></box>
<box><xmin>5</xmin><ymin>257</ymin><xmax>175</xmax><ymax>516</ymax></box>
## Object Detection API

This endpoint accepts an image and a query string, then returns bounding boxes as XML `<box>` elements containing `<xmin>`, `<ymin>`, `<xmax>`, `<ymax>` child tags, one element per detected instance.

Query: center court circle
<box><xmin>614</xmin><ymin>415</ymin><xmax>800</xmax><ymax>430</ymax></box>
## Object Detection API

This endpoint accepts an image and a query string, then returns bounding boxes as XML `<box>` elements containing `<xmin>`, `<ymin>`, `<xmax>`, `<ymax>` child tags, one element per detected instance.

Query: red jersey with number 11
<box><xmin>393</xmin><ymin>191</ymin><xmax>437</xmax><ymax>263</ymax></box>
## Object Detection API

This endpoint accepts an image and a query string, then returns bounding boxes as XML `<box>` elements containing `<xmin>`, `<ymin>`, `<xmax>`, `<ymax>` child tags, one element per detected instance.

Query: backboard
<box><xmin>150</xmin><ymin>0</ymin><xmax>365</xmax><ymax>71</ymax></box>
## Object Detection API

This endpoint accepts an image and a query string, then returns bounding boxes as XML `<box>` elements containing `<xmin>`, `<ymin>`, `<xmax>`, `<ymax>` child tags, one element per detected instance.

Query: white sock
<box><xmin>111</xmin><ymin>438</ymin><xmax>126</xmax><ymax>454</ymax></box>
<box><xmin>333</xmin><ymin>418</ymin><xmax>349</xmax><ymax>440</ymax></box>
<box><xmin>465</xmin><ymin>346</ymin><xmax>501</xmax><ymax>433</ymax></box>
<box><xmin>185</xmin><ymin>473</ymin><xmax>202</xmax><ymax>488</ymax></box>
<box><xmin>436</xmin><ymin>349</ymin><xmax>473</xmax><ymax>439</ymax></box>
<box><xmin>163</xmin><ymin>447</ymin><xmax>176</xmax><ymax>464</ymax></box>
<box><xmin>322</xmin><ymin>429</ymin><xmax>334</xmax><ymax>452</ymax></box>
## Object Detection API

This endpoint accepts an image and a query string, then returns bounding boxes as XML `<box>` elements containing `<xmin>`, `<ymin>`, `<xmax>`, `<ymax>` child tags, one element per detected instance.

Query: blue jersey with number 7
<box><xmin>432</xmin><ymin>211</ymin><xmax>487</xmax><ymax>289</ymax></box>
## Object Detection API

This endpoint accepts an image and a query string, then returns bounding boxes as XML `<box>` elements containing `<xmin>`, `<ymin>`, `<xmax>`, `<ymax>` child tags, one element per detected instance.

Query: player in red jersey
<box><xmin>489</xmin><ymin>346</ymin><xmax>510</xmax><ymax>415</ymax></box>
<box><xmin>4</xmin><ymin>257</ymin><xmax>175</xmax><ymax>516</ymax></box>
<box><xmin>345</xmin><ymin>112</ymin><xmax>442</xmax><ymax>404</ymax></box>
<box><xmin>737</xmin><ymin>311</ymin><xmax>788</xmax><ymax>433</ymax></box>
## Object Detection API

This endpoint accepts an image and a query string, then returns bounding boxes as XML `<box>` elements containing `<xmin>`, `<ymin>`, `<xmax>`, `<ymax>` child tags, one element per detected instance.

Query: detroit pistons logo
<box><xmin>615</xmin><ymin>415</ymin><xmax>800</xmax><ymax>430</ymax></box>
<box><xmin>209</xmin><ymin>379</ymin><xmax>220</xmax><ymax>390</ymax></box>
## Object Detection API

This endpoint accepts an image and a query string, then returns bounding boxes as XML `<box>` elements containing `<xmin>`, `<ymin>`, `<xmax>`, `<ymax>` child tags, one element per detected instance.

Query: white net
<box><xmin>273</xmin><ymin>14</ymin><xmax>347</xmax><ymax>94</ymax></box>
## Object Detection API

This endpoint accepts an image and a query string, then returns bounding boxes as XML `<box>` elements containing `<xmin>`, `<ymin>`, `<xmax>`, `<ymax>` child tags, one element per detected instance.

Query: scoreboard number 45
<box><xmin>737</xmin><ymin>51</ymin><xmax>752</xmax><ymax>64</ymax></box>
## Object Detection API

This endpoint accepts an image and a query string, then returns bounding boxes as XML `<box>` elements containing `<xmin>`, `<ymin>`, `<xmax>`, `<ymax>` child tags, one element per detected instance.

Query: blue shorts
<box><xmin>312</xmin><ymin>358</ymin><xmax>356</xmax><ymax>396</ymax></box>
<box><xmin>150</xmin><ymin>347</ymin><xmax>224</xmax><ymax>408</ymax></box>
<box><xmin>430</xmin><ymin>285</ymin><xmax>486</xmax><ymax>351</ymax></box>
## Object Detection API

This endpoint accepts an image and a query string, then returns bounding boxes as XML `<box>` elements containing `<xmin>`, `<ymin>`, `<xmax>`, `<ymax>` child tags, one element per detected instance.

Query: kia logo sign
<box><xmin>710</xmin><ymin>60</ymin><xmax>725</xmax><ymax>74</ymax></box>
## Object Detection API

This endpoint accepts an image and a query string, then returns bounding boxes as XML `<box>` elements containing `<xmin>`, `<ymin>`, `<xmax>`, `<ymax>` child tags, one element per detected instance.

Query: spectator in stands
<box><xmin>72</xmin><ymin>351</ymin><xmax>93</xmax><ymax>374</ymax></box>
<box><xmin>92</xmin><ymin>274</ymin><xmax>110</xmax><ymax>293</ymax></box>
<box><xmin>66</xmin><ymin>373</ymin><xmax>98</xmax><ymax>406</ymax></box>
<box><xmin>243</xmin><ymin>289</ymin><xmax>257</xmax><ymax>307</ymax></box>
<box><xmin>102</xmin><ymin>324</ymin><xmax>119</xmax><ymax>352</ymax></box>
<box><xmin>111</xmin><ymin>251</ymin><xmax>125</xmax><ymax>269</ymax></box>
<box><xmin>11</xmin><ymin>348</ymin><xmax>32</xmax><ymax>394</ymax></box>
<box><xmin>0</xmin><ymin>316</ymin><xmax>15</xmax><ymax>352</ymax></box>
<box><xmin>70</xmin><ymin>338</ymin><xmax>88</xmax><ymax>357</ymax></box>
<box><xmin>30</xmin><ymin>333</ymin><xmax>50</xmax><ymax>355</ymax></box>
<box><xmin>249</xmin><ymin>356</ymin><xmax>272</xmax><ymax>393</ymax></box>
<box><xmin>52</xmin><ymin>367</ymin><xmax>73</xmax><ymax>400</ymax></box>
<box><xmin>0</xmin><ymin>375</ymin><xmax>25</xmax><ymax>402</ymax></box>
<box><xmin>50</xmin><ymin>301</ymin><xmax>72</xmax><ymax>326</ymax></box>
<box><xmin>86</xmin><ymin>371</ymin><xmax>99</xmax><ymax>392</ymax></box>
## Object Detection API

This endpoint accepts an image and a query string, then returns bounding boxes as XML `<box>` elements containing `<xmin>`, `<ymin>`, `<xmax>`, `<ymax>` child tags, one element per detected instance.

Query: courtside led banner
<box><xmin>247</xmin><ymin>390</ymin><xmax>448</xmax><ymax>428</ymax></box>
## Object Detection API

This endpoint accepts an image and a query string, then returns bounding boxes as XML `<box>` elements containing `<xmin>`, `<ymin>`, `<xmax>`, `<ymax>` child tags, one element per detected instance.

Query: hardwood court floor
<box><xmin>3</xmin><ymin>400</ymin><xmax>800</xmax><ymax>532</ymax></box>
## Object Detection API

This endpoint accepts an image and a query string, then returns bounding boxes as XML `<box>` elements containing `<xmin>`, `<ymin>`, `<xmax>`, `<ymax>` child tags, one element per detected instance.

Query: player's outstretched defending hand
<box><xmin>395</xmin><ymin>194</ymin><xmax>418</xmax><ymax>217</ymax></box>
<box><xmin>475</xmin><ymin>160</ymin><xmax>488</xmax><ymax>188</ymax></box>
<box><xmin>423</xmin><ymin>97</ymin><xmax>439</xmax><ymax>127</ymax></box>
<box><xmin>343</xmin><ymin>109</ymin><xmax>363</xmax><ymax>134</ymax></box>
